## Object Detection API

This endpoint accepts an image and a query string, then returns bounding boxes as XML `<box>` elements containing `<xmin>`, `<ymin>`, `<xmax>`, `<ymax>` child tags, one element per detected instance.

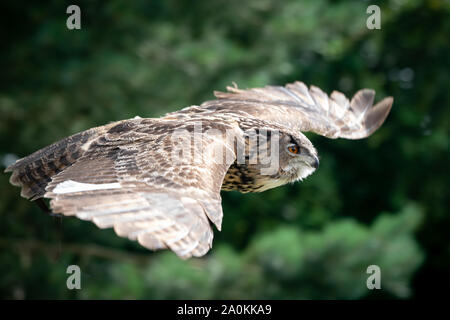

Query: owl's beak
<box><xmin>311</xmin><ymin>155</ymin><xmax>319</xmax><ymax>169</ymax></box>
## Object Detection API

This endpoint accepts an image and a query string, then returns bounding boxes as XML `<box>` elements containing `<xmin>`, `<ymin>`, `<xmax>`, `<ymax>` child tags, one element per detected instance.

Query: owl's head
<box><xmin>245</xmin><ymin>130</ymin><xmax>319</xmax><ymax>190</ymax></box>
<box><xmin>231</xmin><ymin>128</ymin><xmax>319</xmax><ymax>192</ymax></box>
<box><xmin>277</xmin><ymin>131</ymin><xmax>319</xmax><ymax>182</ymax></box>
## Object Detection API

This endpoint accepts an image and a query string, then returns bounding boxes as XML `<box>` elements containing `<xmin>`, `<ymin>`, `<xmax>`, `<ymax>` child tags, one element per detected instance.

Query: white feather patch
<box><xmin>53</xmin><ymin>180</ymin><xmax>122</xmax><ymax>194</ymax></box>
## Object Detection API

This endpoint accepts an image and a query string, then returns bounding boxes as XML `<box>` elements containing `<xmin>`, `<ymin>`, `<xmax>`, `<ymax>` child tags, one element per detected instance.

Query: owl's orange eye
<box><xmin>288</xmin><ymin>145</ymin><xmax>300</xmax><ymax>154</ymax></box>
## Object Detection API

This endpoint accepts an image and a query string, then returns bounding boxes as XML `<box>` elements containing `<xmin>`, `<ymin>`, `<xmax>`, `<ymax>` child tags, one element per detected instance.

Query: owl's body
<box><xmin>5</xmin><ymin>81</ymin><xmax>393</xmax><ymax>258</ymax></box>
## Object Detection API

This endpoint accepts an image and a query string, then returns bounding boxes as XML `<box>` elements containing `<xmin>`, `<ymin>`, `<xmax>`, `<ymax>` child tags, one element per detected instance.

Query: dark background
<box><xmin>0</xmin><ymin>0</ymin><xmax>448</xmax><ymax>299</ymax></box>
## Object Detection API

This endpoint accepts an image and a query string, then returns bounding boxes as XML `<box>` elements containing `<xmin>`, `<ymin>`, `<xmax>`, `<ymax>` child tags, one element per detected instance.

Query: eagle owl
<box><xmin>5</xmin><ymin>81</ymin><xmax>393</xmax><ymax>259</ymax></box>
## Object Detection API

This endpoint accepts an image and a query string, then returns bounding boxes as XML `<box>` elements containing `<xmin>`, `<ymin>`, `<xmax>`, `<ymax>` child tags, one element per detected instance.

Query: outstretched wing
<box><xmin>199</xmin><ymin>81</ymin><xmax>393</xmax><ymax>139</ymax></box>
<box><xmin>5</xmin><ymin>118</ymin><xmax>237</xmax><ymax>258</ymax></box>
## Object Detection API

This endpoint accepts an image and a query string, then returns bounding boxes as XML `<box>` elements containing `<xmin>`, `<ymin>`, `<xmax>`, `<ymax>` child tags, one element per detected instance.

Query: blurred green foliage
<box><xmin>0</xmin><ymin>0</ymin><xmax>448</xmax><ymax>299</ymax></box>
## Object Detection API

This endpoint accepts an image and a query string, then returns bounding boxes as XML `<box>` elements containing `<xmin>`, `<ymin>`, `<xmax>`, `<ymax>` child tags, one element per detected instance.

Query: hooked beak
<box><xmin>310</xmin><ymin>155</ymin><xmax>319</xmax><ymax>169</ymax></box>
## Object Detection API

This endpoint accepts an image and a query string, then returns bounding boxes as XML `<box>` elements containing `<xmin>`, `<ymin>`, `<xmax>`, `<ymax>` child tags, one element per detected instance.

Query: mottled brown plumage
<box><xmin>5</xmin><ymin>81</ymin><xmax>393</xmax><ymax>258</ymax></box>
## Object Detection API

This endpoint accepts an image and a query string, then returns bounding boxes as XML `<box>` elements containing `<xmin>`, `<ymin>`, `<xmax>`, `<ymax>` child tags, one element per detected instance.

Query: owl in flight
<box><xmin>5</xmin><ymin>81</ymin><xmax>393</xmax><ymax>259</ymax></box>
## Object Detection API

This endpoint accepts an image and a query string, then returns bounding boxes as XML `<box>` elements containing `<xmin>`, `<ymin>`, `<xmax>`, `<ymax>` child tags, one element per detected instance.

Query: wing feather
<box><xmin>6</xmin><ymin>118</ymin><xmax>238</xmax><ymax>259</ymax></box>
<box><xmin>206</xmin><ymin>81</ymin><xmax>393</xmax><ymax>139</ymax></box>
